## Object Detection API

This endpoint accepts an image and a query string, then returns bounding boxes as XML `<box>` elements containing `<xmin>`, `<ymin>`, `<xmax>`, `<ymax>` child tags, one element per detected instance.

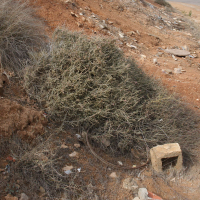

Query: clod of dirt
<box><xmin>0</xmin><ymin>73</ymin><xmax>9</xmax><ymax>96</ymax></box>
<box><xmin>0</xmin><ymin>98</ymin><xmax>47</xmax><ymax>140</ymax></box>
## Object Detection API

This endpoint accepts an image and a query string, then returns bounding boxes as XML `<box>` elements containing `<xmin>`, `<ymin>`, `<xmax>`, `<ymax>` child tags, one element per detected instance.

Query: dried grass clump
<box><xmin>0</xmin><ymin>0</ymin><xmax>46</xmax><ymax>74</ymax></box>
<box><xmin>24</xmin><ymin>29</ymin><xmax>199</xmax><ymax>155</ymax></box>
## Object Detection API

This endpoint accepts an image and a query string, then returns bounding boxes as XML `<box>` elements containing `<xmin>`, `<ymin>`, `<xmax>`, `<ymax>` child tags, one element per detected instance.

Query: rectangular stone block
<box><xmin>150</xmin><ymin>143</ymin><xmax>182</xmax><ymax>173</ymax></box>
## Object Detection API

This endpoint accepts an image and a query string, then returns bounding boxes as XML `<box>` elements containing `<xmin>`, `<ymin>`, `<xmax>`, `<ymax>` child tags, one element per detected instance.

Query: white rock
<box><xmin>162</xmin><ymin>69</ymin><xmax>173</xmax><ymax>74</ymax></box>
<box><xmin>109</xmin><ymin>172</ymin><xmax>118</xmax><ymax>178</ymax></box>
<box><xmin>117</xmin><ymin>161</ymin><xmax>123</xmax><ymax>166</ymax></box>
<box><xmin>172</xmin><ymin>55</ymin><xmax>177</xmax><ymax>61</ymax></box>
<box><xmin>119</xmin><ymin>31</ymin><xmax>125</xmax><ymax>38</ymax></box>
<box><xmin>174</xmin><ymin>68</ymin><xmax>182</xmax><ymax>74</ymax></box>
<box><xmin>123</xmin><ymin>178</ymin><xmax>138</xmax><ymax>191</ymax></box>
<box><xmin>133</xmin><ymin>197</ymin><xmax>140</xmax><ymax>200</ymax></box>
<box><xmin>20</xmin><ymin>193</ymin><xmax>29</xmax><ymax>200</ymax></box>
<box><xmin>165</xmin><ymin>49</ymin><xmax>190</xmax><ymax>57</ymax></box>
<box><xmin>69</xmin><ymin>151</ymin><xmax>79</xmax><ymax>158</ymax></box>
<box><xmin>126</xmin><ymin>43</ymin><xmax>137</xmax><ymax>49</ymax></box>
<box><xmin>138</xmin><ymin>188</ymin><xmax>148</xmax><ymax>200</ymax></box>
<box><xmin>153</xmin><ymin>58</ymin><xmax>158</xmax><ymax>64</ymax></box>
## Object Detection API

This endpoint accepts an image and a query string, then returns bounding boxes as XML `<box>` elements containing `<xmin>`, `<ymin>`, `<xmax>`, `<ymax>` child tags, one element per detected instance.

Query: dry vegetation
<box><xmin>24</xmin><ymin>28</ymin><xmax>199</xmax><ymax>156</ymax></box>
<box><xmin>0</xmin><ymin>0</ymin><xmax>46</xmax><ymax>74</ymax></box>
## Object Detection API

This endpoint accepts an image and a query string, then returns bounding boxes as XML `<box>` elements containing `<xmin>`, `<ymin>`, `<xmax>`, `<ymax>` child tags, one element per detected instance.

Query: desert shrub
<box><xmin>0</xmin><ymin>0</ymin><xmax>46</xmax><ymax>74</ymax></box>
<box><xmin>24</xmin><ymin>29</ymin><xmax>199</xmax><ymax>155</ymax></box>
<box><xmin>155</xmin><ymin>0</ymin><xmax>172</xmax><ymax>7</ymax></box>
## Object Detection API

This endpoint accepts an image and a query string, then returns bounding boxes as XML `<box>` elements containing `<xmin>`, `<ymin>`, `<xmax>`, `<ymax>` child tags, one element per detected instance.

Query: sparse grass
<box><xmin>0</xmin><ymin>0</ymin><xmax>47</xmax><ymax>75</ymax></box>
<box><xmin>155</xmin><ymin>0</ymin><xmax>172</xmax><ymax>7</ymax></box>
<box><xmin>24</xmin><ymin>28</ymin><xmax>199</xmax><ymax>157</ymax></box>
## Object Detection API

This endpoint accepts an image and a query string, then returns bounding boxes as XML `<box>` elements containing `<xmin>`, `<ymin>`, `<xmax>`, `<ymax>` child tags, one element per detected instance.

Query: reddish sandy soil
<box><xmin>1</xmin><ymin>0</ymin><xmax>200</xmax><ymax>199</ymax></box>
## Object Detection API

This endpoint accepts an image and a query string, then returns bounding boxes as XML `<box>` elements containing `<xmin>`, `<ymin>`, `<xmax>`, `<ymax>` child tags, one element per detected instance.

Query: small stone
<box><xmin>109</xmin><ymin>172</ymin><xmax>118</xmax><ymax>178</ymax></box>
<box><xmin>138</xmin><ymin>188</ymin><xmax>148</xmax><ymax>200</ymax></box>
<box><xmin>123</xmin><ymin>178</ymin><xmax>138</xmax><ymax>191</ymax></box>
<box><xmin>20</xmin><ymin>193</ymin><xmax>29</xmax><ymax>200</ymax></box>
<box><xmin>5</xmin><ymin>194</ymin><xmax>18</xmax><ymax>200</ymax></box>
<box><xmin>63</xmin><ymin>165</ymin><xmax>74</xmax><ymax>171</ymax></box>
<box><xmin>81</xmin><ymin>16</ymin><xmax>86</xmax><ymax>22</ymax></box>
<box><xmin>39</xmin><ymin>186</ymin><xmax>45</xmax><ymax>194</ymax></box>
<box><xmin>127</xmin><ymin>31</ymin><xmax>136</xmax><ymax>36</ymax></box>
<box><xmin>165</xmin><ymin>49</ymin><xmax>190</xmax><ymax>57</ymax></box>
<box><xmin>102</xmin><ymin>138</ymin><xmax>110</xmax><ymax>147</ymax></box>
<box><xmin>133</xmin><ymin>197</ymin><xmax>140</xmax><ymax>200</ymax></box>
<box><xmin>153</xmin><ymin>58</ymin><xmax>158</xmax><ymax>64</ymax></box>
<box><xmin>162</xmin><ymin>69</ymin><xmax>173</xmax><ymax>74</ymax></box>
<box><xmin>69</xmin><ymin>151</ymin><xmax>79</xmax><ymax>158</ymax></box>
<box><xmin>117</xmin><ymin>161</ymin><xmax>123</xmax><ymax>166</ymax></box>
<box><xmin>61</xmin><ymin>143</ymin><xmax>68</xmax><ymax>149</ymax></box>
<box><xmin>108</xmin><ymin>21</ymin><xmax>113</xmax><ymax>25</ymax></box>
<box><xmin>157</xmin><ymin>52</ymin><xmax>163</xmax><ymax>57</ymax></box>
<box><xmin>119</xmin><ymin>31</ymin><xmax>125</xmax><ymax>38</ymax></box>
<box><xmin>126</xmin><ymin>43</ymin><xmax>137</xmax><ymax>49</ymax></box>
<box><xmin>76</xmin><ymin>22</ymin><xmax>83</xmax><ymax>27</ymax></box>
<box><xmin>74</xmin><ymin>143</ymin><xmax>80</xmax><ymax>148</ymax></box>
<box><xmin>71</xmin><ymin>12</ymin><xmax>76</xmax><ymax>17</ymax></box>
<box><xmin>172</xmin><ymin>55</ymin><xmax>177</xmax><ymax>61</ymax></box>
<box><xmin>174</xmin><ymin>68</ymin><xmax>182</xmax><ymax>74</ymax></box>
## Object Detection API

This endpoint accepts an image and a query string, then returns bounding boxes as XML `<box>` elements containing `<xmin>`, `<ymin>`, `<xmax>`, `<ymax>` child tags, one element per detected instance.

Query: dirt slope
<box><xmin>1</xmin><ymin>0</ymin><xmax>200</xmax><ymax>199</ymax></box>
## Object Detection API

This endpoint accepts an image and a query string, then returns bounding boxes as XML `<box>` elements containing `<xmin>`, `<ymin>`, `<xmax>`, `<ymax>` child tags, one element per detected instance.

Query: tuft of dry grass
<box><xmin>24</xmin><ymin>28</ymin><xmax>199</xmax><ymax>157</ymax></box>
<box><xmin>0</xmin><ymin>0</ymin><xmax>47</xmax><ymax>75</ymax></box>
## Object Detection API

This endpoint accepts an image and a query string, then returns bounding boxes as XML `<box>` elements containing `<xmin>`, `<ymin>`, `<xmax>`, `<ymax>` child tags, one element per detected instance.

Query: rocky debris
<box><xmin>74</xmin><ymin>143</ymin><xmax>80</xmax><ymax>148</ymax></box>
<box><xmin>119</xmin><ymin>31</ymin><xmax>125</xmax><ymax>38</ymax></box>
<box><xmin>5</xmin><ymin>194</ymin><xmax>18</xmax><ymax>200</ymax></box>
<box><xmin>117</xmin><ymin>161</ymin><xmax>123</xmax><ymax>166</ymax></box>
<box><xmin>165</xmin><ymin>49</ymin><xmax>190</xmax><ymax>57</ymax></box>
<box><xmin>126</xmin><ymin>43</ymin><xmax>137</xmax><ymax>49</ymax></box>
<box><xmin>174</xmin><ymin>68</ymin><xmax>182</xmax><ymax>74</ymax></box>
<box><xmin>127</xmin><ymin>31</ymin><xmax>136</xmax><ymax>36</ymax></box>
<box><xmin>123</xmin><ymin>178</ymin><xmax>138</xmax><ymax>192</ymax></box>
<box><xmin>71</xmin><ymin>12</ymin><xmax>78</xmax><ymax>17</ymax></box>
<box><xmin>157</xmin><ymin>52</ymin><xmax>163</xmax><ymax>57</ymax></box>
<box><xmin>20</xmin><ymin>193</ymin><xmax>29</xmax><ymax>200</ymax></box>
<box><xmin>162</xmin><ymin>69</ymin><xmax>173</xmax><ymax>74</ymax></box>
<box><xmin>69</xmin><ymin>151</ymin><xmax>79</xmax><ymax>158</ymax></box>
<box><xmin>138</xmin><ymin>188</ymin><xmax>148</xmax><ymax>200</ymax></box>
<box><xmin>39</xmin><ymin>186</ymin><xmax>45</xmax><ymax>194</ymax></box>
<box><xmin>76</xmin><ymin>22</ymin><xmax>83</xmax><ymax>27</ymax></box>
<box><xmin>153</xmin><ymin>58</ymin><xmax>158</xmax><ymax>64</ymax></box>
<box><xmin>150</xmin><ymin>143</ymin><xmax>183</xmax><ymax>173</ymax></box>
<box><xmin>109</xmin><ymin>172</ymin><xmax>118</xmax><ymax>178</ymax></box>
<box><xmin>101</xmin><ymin>138</ymin><xmax>110</xmax><ymax>147</ymax></box>
<box><xmin>172</xmin><ymin>55</ymin><xmax>177</xmax><ymax>61</ymax></box>
<box><xmin>63</xmin><ymin>165</ymin><xmax>73</xmax><ymax>174</ymax></box>
<box><xmin>61</xmin><ymin>143</ymin><xmax>68</xmax><ymax>148</ymax></box>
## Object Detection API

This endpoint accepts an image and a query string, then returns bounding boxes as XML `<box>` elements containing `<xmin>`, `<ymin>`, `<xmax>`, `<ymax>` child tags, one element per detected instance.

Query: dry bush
<box><xmin>0</xmin><ymin>0</ymin><xmax>47</xmax><ymax>74</ymax></box>
<box><xmin>0</xmin><ymin>135</ymin><xmax>94</xmax><ymax>199</ymax></box>
<box><xmin>24</xmin><ymin>29</ymin><xmax>199</xmax><ymax>156</ymax></box>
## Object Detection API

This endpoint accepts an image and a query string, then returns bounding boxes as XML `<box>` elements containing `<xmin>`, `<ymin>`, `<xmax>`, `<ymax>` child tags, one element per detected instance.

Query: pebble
<box><xmin>153</xmin><ymin>58</ymin><xmax>158</xmax><ymax>64</ymax></box>
<box><xmin>138</xmin><ymin>188</ymin><xmax>148</xmax><ymax>200</ymax></box>
<box><xmin>109</xmin><ymin>172</ymin><xmax>118</xmax><ymax>178</ymax></box>
<box><xmin>74</xmin><ymin>143</ymin><xmax>80</xmax><ymax>148</ymax></box>
<box><xmin>69</xmin><ymin>151</ymin><xmax>79</xmax><ymax>158</ymax></box>
<box><xmin>20</xmin><ymin>193</ymin><xmax>29</xmax><ymax>200</ymax></box>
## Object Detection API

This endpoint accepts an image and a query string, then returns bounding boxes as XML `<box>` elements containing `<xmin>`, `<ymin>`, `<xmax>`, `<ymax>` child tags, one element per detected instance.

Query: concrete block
<box><xmin>150</xmin><ymin>143</ymin><xmax>182</xmax><ymax>173</ymax></box>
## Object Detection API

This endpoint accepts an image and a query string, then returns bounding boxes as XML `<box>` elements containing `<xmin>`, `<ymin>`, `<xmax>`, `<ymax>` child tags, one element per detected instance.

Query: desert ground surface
<box><xmin>1</xmin><ymin>0</ymin><xmax>200</xmax><ymax>199</ymax></box>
